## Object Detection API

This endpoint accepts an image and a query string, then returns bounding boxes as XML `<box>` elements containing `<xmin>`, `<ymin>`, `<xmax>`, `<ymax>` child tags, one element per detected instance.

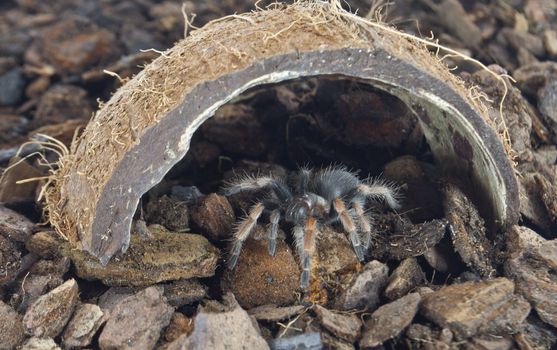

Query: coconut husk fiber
<box><xmin>43</xmin><ymin>0</ymin><xmax>519</xmax><ymax>264</ymax></box>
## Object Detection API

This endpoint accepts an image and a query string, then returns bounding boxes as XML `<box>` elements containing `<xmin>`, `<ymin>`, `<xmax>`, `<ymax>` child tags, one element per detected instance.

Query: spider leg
<box><xmin>357</xmin><ymin>178</ymin><xmax>401</xmax><ymax>210</ymax></box>
<box><xmin>228</xmin><ymin>202</ymin><xmax>265</xmax><ymax>269</ymax></box>
<box><xmin>293</xmin><ymin>217</ymin><xmax>319</xmax><ymax>289</ymax></box>
<box><xmin>223</xmin><ymin>174</ymin><xmax>277</xmax><ymax>196</ymax></box>
<box><xmin>267</xmin><ymin>209</ymin><xmax>280</xmax><ymax>256</ymax></box>
<box><xmin>351</xmin><ymin>199</ymin><xmax>373</xmax><ymax>249</ymax></box>
<box><xmin>332</xmin><ymin>197</ymin><xmax>365</xmax><ymax>261</ymax></box>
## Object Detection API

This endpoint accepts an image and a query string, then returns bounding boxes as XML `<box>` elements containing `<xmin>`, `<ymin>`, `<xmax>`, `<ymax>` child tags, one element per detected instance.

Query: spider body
<box><xmin>224</xmin><ymin>166</ymin><xmax>400</xmax><ymax>289</ymax></box>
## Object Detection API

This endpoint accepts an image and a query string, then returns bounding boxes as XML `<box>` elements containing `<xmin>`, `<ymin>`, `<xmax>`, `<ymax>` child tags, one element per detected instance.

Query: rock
<box><xmin>25</xmin><ymin>231</ymin><xmax>65</xmax><ymax>260</ymax></box>
<box><xmin>0</xmin><ymin>157</ymin><xmax>43</xmax><ymax>205</ymax></box>
<box><xmin>0</xmin><ymin>234</ymin><xmax>24</xmax><ymax>286</ymax></box>
<box><xmin>202</xmin><ymin>104</ymin><xmax>269</xmax><ymax>157</ymax></box>
<box><xmin>28</xmin><ymin>257</ymin><xmax>70</xmax><ymax>278</ymax></box>
<box><xmin>335</xmin><ymin>260</ymin><xmax>389</xmax><ymax>311</ymax></box>
<box><xmin>443</xmin><ymin>183</ymin><xmax>495</xmax><ymax>277</ymax></box>
<box><xmin>188</xmin><ymin>141</ymin><xmax>221</xmax><ymax>168</ymax></box>
<box><xmin>0</xmin><ymin>68</ymin><xmax>25</xmax><ymax>105</ymax></box>
<box><xmin>166</xmin><ymin>294</ymin><xmax>269</xmax><ymax>350</ymax></box>
<box><xmin>423</xmin><ymin>245</ymin><xmax>450</xmax><ymax>273</ymax></box>
<box><xmin>163</xmin><ymin>279</ymin><xmax>207</xmax><ymax>307</ymax></box>
<box><xmin>13</xmin><ymin>274</ymin><xmax>63</xmax><ymax>312</ymax></box>
<box><xmin>144</xmin><ymin>195</ymin><xmax>189</xmax><ymax>232</ymax></box>
<box><xmin>70</xmin><ymin>225</ymin><xmax>219</xmax><ymax>286</ymax></box>
<box><xmin>0</xmin><ymin>301</ymin><xmax>25</xmax><ymax>349</ymax></box>
<box><xmin>314</xmin><ymin>305</ymin><xmax>361</xmax><ymax>342</ymax></box>
<box><xmin>268</xmin><ymin>333</ymin><xmax>321</xmax><ymax>350</ymax></box>
<box><xmin>504</xmin><ymin>226</ymin><xmax>557</xmax><ymax>328</ymax></box>
<box><xmin>33</xmin><ymin>85</ymin><xmax>93</xmax><ymax>127</ymax></box>
<box><xmin>248</xmin><ymin>304</ymin><xmax>305</xmax><ymax>322</ymax></box>
<box><xmin>223</xmin><ymin>230</ymin><xmax>299</xmax><ymax>309</ymax></box>
<box><xmin>384</xmin><ymin>257</ymin><xmax>424</xmax><ymax>300</ymax></box>
<box><xmin>21</xmin><ymin>337</ymin><xmax>61</xmax><ymax>350</ymax></box>
<box><xmin>23</xmin><ymin>278</ymin><xmax>79</xmax><ymax>338</ymax></box>
<box><xmin>316</xmin><ymin>226</ymin><xmax>360</xmax><ymax>275</ymax></box>
<box><xmin>539</xmin><ymin>78</ymin><xmax>557</xmax><ymax>133</ymax></box>
<box><xmin>360</xmin><ymin>293</ymin><xmax>420</xmax><ymax>348</ymax></box>
<box><xmin>420</xmin><ymin>278</ymin><xmax>530</xmax><ymax>339</ymax></box>
<box><xmin>190</xmin><ymin>193</ymin><xmax>235</xmax><ymax>241</ymax></box>
<box><xmin>99</xmin><ymin>286</ymin><xmax>174</xmax><ymax>350</ymax></box>
<box><xmin>501</xmin><ymin>28</ymin><xmax>546</xmax><ymax>57</ymax></box>
<box><xmin>383</xmin><ymin>155</ymin><xmax>444</xmax><ymax>223</ymax></box>
<box><xmin>0</xmin><ymin>205</ymin><xmax>35</xmax><ymax>242</ymax></box>
<box><xmin>164</xmin><ymin>312</ymin><xmax>193</xmax><ymax>343</ymax></box>
<box><xmin>469</xmin><ymin>336</ymin><xmax>514</xmax><ymax>350</ymax></box>
<box><xmin>62</xmin><ymin>303</ymin><xmax>105</xmax><ymax>348</ymax></box>
<box><xmin>519</xmin><ymin>315</ymin><xmax>557</xmax><ymax>350</ymax></box>
<box><xmin>405</xmin><ymin>324</ymin><xmax>454</xmax><ymax>349</ymax></box>
<box><xmin>98</xmin><ymin>287</ymin><xmax>138</xmax><ymax>312</ymax></box>
<box><xmin>544</xmin><ymin>29</ymin><xmax>557</xmax><ymax>57</ymax></box>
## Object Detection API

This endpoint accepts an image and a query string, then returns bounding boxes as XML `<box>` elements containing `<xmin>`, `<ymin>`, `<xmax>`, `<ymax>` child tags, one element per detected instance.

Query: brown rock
<box><xmin>25</xmin><ymin>231</ymin><xmax>64</xmax><ymax>259</ymax></box>
<box><xmin>144</xmin><ymin>195</ymin><xmax>189</xmax><ymax>232</ymax></box>
<box><xmin>248</xmin><ymin>304</ymin><xmax>305</xmax><ymax>322</ymax></box>
<box><xmin>420</xmin><ymin>278</ymin><xmax>530</xmax><ymax>339</ymax></box>
<box><xmin>335</xmin><ymin>260</ymin><xmax>388</xmax><ymax>311</ymax></box>
<box><xmin>360</xmin><ymin>293</ymin><xmax>420</xmax><ymax>348</ymax></box>
<box><xmin>314</xmin><ymin>305</ymin><xmax>361</xmax><ymax>342</ymax></box>
<box><xmin>62</xmin><ymin>303</ymin><xmax>105</xmax><ymax>348</ymax></box>
<box><xmin>0</xmin><ymin>234</ymin><xmax>23</xmax><ymax>286</ymax></box>
<box><xmin>164</xmin><ymin>312</ymin><xmax>193</xmax><ymax>343</ymax></box>
<box><xmin>0</xmin><ymin>205</ymin><xmax>34</xmax><ymax>242</ymax></box>
<box><xmin>0</xmin><ymin>301</ymin><xmax>25</xmax><ymax>349</ymax></box>
<box><xmin>13</xmin><ymin>274</ymin><xmax>63</xmax><ymax>312</ymax></box>
<box><xmin>223</xmin><ymin>229</ymin><xmax>299</xmax><ymax>309</ymax></box>
<box><xmin>384</xmin><ymin>257</ymin><xmax>424</xmax><ymax>300</ymax></box>
<box><xmin>21</xmin><ymin>337</ymin><xmax>61</xmax><ymax>350</ymax></box>
<box><xmin>316</xmin><ymin>226</ymin><xmax>360</xmax><ymax>275</ymax></box>
<box><xmin>97</xmin><ymin>287</ymin><xmax>138</xmax><ymax>312</ymax></box>
<box><xmin>190</xmin><ymin>193</ymin><xmax>235</xmax><ymax>241</ymax></box>
<box><xmin>70</xmin><ymin>225</ymin><xmax>219</xmax><ymax>286</ymax></box>
<box><xmin>0</xmin><ymin>157</ymin><xmax>42</xmax><ymax>205</ymax></box>
<box><xmin>405</xmin><ymin>324</ymin><xmax>454</xmax><ymax>350</ymax></box>
<box><xmin>443</xmin><ymin>183</ymin><xmax>495</xmax><ymax>277</ymax></box>
<box><xmin>163</xmin><ymin>279</ymin><xmax>207</xmax><ymax>307</ymax></box>
<box><xmin>33</xmin><ymin>85</ymin><xmax>92</xmax><ymax>126</ymax></box>
<box><xmin>544</xmin><ymin>30</ymin><xmax>557</xmax><ymax>57</ymax></box>
<box><xmin>504</xmin><ymin>226</ymin><xmax>557</xmax><ymax>327</ymax></box>
<box><xmin>23</xmin><ymin>279</ymin><xmax>79</xmax><ymax>338</ymax></box>
<box><xmin>166</xmin><ymin>295</ymin><xmax>269</xmax><ymax>350</ymax></box>
<box><xmin>99</xmin><ymin>286</ymin><xmax>174</xmax><ymax>350</ymax></box>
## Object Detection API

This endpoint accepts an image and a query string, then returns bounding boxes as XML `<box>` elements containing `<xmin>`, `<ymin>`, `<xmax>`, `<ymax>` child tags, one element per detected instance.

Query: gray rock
<box><xmin>360</xmin><ymin>293</ymin><xmax>420</xmax><ymax>348</ymax></box>
<box><xmin>98</xmin><ymin>286</ymin><xmax>174</xmax><ymax>350</ymax></box>
<box><xmin>21</xmin><ymin>337</ymin><xmax>61</xmax><ymax>350</ymax></box>
<box><xmin>14</xmin><ymin>274</ymin><xmax>62</xmax><ymax>312</ymax></box>
<box><xmin>504</xmin><ymin>226</ymin><xmax>557</xmax><ymax>328</ymax></box>
<box><xmin>314</xmin><ymin>305</ymin><xmax>361</xmax><ymax>342</ymax></box>
<box><xmin>23</xmin><ymin>279</ymin><xmax>79</xmax><ymax>338</ymax></box>
<box><xmin>0</xmin><ymin>205</ymin><xmax>34</xmax><ymax>242</ymax></box>
<box><xmin>268</xmin><ymin>332</ymin><xmax>321</xmax><ymax>350</ymax></box>
<box><xmin>0</xmin><ymin>234</ymin><xmax>24</xmax><ymax>286</ymax></box>
<box><xmin>420</xmin><ymin>278</ymin><xmax>530</xmax><ymax>339</ymax></box>
<box><xmin>0</xmin><ymin>301</ymin><xmax>25</xmax><ymax>349</ymax></box>
<box><xmin>163</xmin><ymin>279</ymin><xmax>207</xmax><ymax>307</ymax></box>
<box><xmin>335</xmin><ymin>260</ymin><xmax>388</xmax><ymax>311</ymax></box>
<box><xmin>539</xmin><ymin>78</ymin><xmax>557</xmax><ymax>127</ymax></box>
<box><xmin>248</xmin><ymin>304</ymin><xmax>305</xmax><ymax>322</ymax></box>
<box><xmin>384</xmin><ymin>257</ymin><xmax>424</xmax><ymax>300</ymax></box>
<box><xmin>0</xmin><ymin>68</ymin><xmax>25</xmax><ymax>105</ymax></box>
<box><xmin>62</xmin><ymin>303</ymin><xmax>105</xmax><ymax>348</ymax></box>
<box><xmin>166</xmin><ymin>295</ymin><xmax>269</xmax><ymax>350</ymax></box>
<box><xmin>97</xmin><ymin>286</ymin><xmax>138</xmax><ymax>312</ymax></box>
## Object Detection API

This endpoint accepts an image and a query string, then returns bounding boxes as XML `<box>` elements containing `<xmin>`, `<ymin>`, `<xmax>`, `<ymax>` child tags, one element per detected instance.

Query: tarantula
<box><xmin>224</xmin><ymin>166</ymin><xmax>400</xmax><ymax>289</ymax></box>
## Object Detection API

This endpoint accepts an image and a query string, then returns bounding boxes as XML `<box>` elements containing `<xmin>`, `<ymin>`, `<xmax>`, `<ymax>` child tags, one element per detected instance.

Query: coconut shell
<box><xmin>44</xmin><ymin>1</ymin><xmax>519</xmax><ymax>264</ymax></box>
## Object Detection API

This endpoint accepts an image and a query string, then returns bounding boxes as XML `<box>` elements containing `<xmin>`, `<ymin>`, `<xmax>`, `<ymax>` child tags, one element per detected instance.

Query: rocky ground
<box><xmin>1</xmin><ymin>0</ymin><xmax>557</xmax><ymax>349</ymax></box>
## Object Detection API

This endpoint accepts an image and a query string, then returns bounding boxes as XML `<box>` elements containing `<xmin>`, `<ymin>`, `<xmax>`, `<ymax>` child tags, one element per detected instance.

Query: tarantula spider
<box><xmin>224</xmin><ymin>166</ymin><xmax>401</xmax><ymax>289</ymax></box>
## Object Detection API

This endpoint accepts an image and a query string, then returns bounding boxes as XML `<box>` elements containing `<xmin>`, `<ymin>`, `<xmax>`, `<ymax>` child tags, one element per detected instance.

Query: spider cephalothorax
<box><xmin>224</xmin><ymin>166</ymin><xmax>401</xmax><ymax>289</ymax></box>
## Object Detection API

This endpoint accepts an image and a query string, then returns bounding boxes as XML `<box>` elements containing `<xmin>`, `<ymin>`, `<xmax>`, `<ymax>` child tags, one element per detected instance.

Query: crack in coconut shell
<box><xmin>43</xmin><ymin>0</ymin><xmax>519</xmax><ymax>264</ymax></box>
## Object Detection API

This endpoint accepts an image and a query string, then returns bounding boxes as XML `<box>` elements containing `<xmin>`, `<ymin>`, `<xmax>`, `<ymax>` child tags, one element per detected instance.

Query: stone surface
<box><xmin>145</xmin><ymin>195</ymin><xmax>189</xmax><ymax>232</ymax></box>
<box><xmin>25</xmin><ymin>231</ymin><xmax>64</xmax><ymax>259</ymax></box>
<box><xmin>163</xmin><ymin>312</ymin><xmax>193</xmax><ymax>343</ymax></box>
<box><xmin>190</xmin><ymin>193</ymin><xmax>235</xmax><ymax>241</ymax></box>
<box><xmin>384</xmin><ymin>257</ymin><xmax>424</xmax><ymax>300</ymax></box>
<box><xmin>248</xmin><ymin>304</ymin><xmax>305</xmax><ymax>322</ymax></box>
<box><xmin>0</xmin><ymin>205</ymin><xmax>35</xmax><ymax>242</ymax></box>
<box><xmin>21</xmin><ymin>337</ymin><xmax>61</xmax><ymax>350</ymax></box>
<box><xmin>62</xmin><ymin>303</ymin><xmax>105</xmax><ymax>348</ymax></box>
<box><xmin>314</xmin><ymin>305</ymin><xmax>361</xmax><ymax>342</ymax></box>
<box><xmin>0</xmin><ymin>68</ymin><xmax>25</xmax><ymax>105</ymax></box>
<box><xmin>268</xmin><ymin>332</ymin><xmax>322</xmax><ymax>350</ymax></box>
<box><xmin>22</xmin><ymin>279</ymin><xmax>79</xmax><ymax>338</ymax></box>
<box><xmin>360</xmin><ymin>293</ymin><xmax>420</xmax><ymax>348</ymax></box>
<box><xmin>223</xmin><ymin>231</ymin><xmax>300</xmax><ymax>309</ymax></box>
<box><xmin>420</xmin><ymin>278</ymin><xmax>530</xmax><ymax>339</ymax></box>
<box><xmin>70</xmin><ymin>225</ymin><xmax>219</xmax><ymax>286</ymax></box>
<box><xmin>166</xmin><ymin>295</ymin><xmax>269</xmax><ymax>350</ymax></box>
<box><xmin>33</xmin><ymin>84</ymin><xmax>92</xmax><ymax>127</ymax></box>
<box><xmin>504</xmin><ymin>226</ymin><xmax>557</xmax><ymax>328</ymax></box>
<box><xmin>335</xmin><ymin>260</ymin><xmax>389</xmax><ymax>311</ymax></box>
<box><xmin>14</xmin><ymin>274</ymin><xmax>63</xmax><ymax>312</ymax></box>
<box><xmin>0</xmin><ymin>234</ymin><xmax>24</xmax><ymax>286</ymax></box>
<box><xmin>443</xmin><ymin>183</ymin><xmax>495</xmax><ymax>278</ymax></box>
<box><xmin>97</xmin><ymin>286</ymin><xmax>138</xmax><ymax>312</ymax></box>
<box><xmin>99</xmin><ymin>286</ymin><xmax>174</xmax><ymax>350</ymax></box>
<box><xmin>163</xmin><ymin>279</ymin><xmax>208</xmax><ymax>307</ymax></box>
<box><xmin>0</xmin><ymin>300</ymin><xmax>25</xmax><ymax>349</ymax></box>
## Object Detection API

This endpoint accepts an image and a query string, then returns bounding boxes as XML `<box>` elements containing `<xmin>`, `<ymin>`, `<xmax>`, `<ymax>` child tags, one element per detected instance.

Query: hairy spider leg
<box><xmin>267</xmin><ymin>209</ymin><xmax>280</xmax><ymax>256</ymax></box>
<box><xmin>356</xmin><ymin>180</ymin><xmax>401</xmax><ymax>210</ymax></box>
<box><xmin>292</xmin><ymin>217</ymin><xmax>318</xmax><ymax>289</ymax></box>
<box><xmin>350</xmin><ymin>198</ymin><xmax>374</xmax><ymax>249</ymax></box>
<box><xmin>228</xmin><ymin>202</ymin><xmax>265</xmax><ymax>269</ymax></box>
<box><xmin>224</xmin><ymin>175</ymin><xmax>277</xmax><ymax>196</ymax></box>
<box><xmin>332</xmin><ymin>197</ymin><xmax>365</xmax><ymax>261</ymax></box>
